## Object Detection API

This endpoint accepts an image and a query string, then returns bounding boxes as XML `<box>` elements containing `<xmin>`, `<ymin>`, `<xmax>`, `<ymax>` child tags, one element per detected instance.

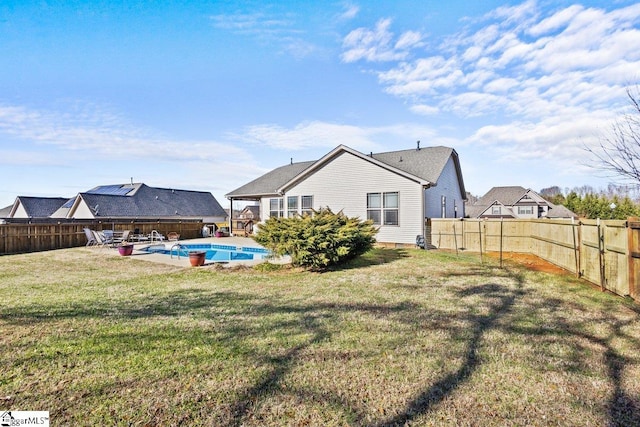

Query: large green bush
<box><xmin>253</xmin><ymin>208</ymin><xmax>378</xmax><ymax>269</ymax></box>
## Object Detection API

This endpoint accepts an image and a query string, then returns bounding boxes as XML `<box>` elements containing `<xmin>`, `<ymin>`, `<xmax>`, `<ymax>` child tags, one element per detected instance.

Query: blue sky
<box><xmin>1</xmin><ymin>0</ymin><xmax>639</xmax><ymax>208</ymax></box>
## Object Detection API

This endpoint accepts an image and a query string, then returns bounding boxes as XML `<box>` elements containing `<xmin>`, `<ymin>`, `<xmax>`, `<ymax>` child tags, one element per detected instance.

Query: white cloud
<box><xmin>210</xmin><ymin>11</ymin><xmax>320</xmax><ymax>59</ymax></box>
<box><xmin>238</xmin><ymin>120</ymin><xmax>437</xmax><ymax>153</ymax></box>
<box><xmin>410</xmin><ymin>104</ymin><xmax>439</xmax><ymax>116</ymax></box>
<box><xmin>339</xmin><ymin>3</ymin><xmax>360</xmax><ymax>20</ymax></box>
<box><xmin>528</xmin><ymin>4</ymin><xmax>584</xmax><ymax>37</ymax></box>
<box><xmin>341</xmin><ymin>18</ymin><xmax>423</xmax><ymax>63</ymax></box>
<box><xmin>0</xmin><ymin>103</ymin><xmax>247</xmax><ymax>163</ymax></box>
<box><xmin>345</xmin><ymin>1</ymin><xmax>640</xmax><ymax>122</ymax></box>
<box><xmin>338</xmin><ymin>1</ymin><xmax>640</xmax><ymax>177</ymax></box>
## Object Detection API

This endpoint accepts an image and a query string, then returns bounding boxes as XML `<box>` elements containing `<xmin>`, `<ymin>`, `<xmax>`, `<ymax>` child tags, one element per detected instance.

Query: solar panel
<box><xmin>88</xmin><ymin>185</ymin><xmax>133</xmax><ymax>196</ymax></box>
<box><xmin>61</xmin><ymin>197</ymin><xmax>76</xmax><ymax>208</ymax></box>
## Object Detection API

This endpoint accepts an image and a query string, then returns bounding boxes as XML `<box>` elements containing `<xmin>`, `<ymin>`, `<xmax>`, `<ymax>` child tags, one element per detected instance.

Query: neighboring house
<box><xmin>230</xmin><ymin>205</ymin><xmax>261</xmax><ymax>236</ymax></box>
<box><xmin>0</xmin><ymin>204</ymin><xmax>13</xmax><ymax>223</ymax></box>
<box><xmin>4</xmin><ymin>183</ymin><xmax>227</xmax><ymax>223</ymax></box>
<box><xmin>239</xmin><ymin>205</ymin><xmax>260</xmax><ymax>221</ymax></box>
<box><xmin>226</xmin><ymin>143</ymin><xmax>466</xmax><ymax>245</ymax></box>
<box><xmin>466</xmin><ymin>186</ymin><xmax>577</xmax><ymax>219</ymax></box>
<box><xmin>9</xmin><ymin>197</ymin><xmax>70</xmax><ymax>219</ymax></box>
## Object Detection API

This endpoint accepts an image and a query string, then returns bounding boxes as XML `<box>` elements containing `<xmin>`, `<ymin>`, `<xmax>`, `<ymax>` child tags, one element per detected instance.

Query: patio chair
<box><xmin>84</xmin><ymin>228</ymin><xmax>97</xmax><ymax>246</ymax></box>
<box><xmin>91</xmin><ymin>230</ymin><xmax>109</xmax><ymax>248</ymax></box>
<box><xmin>112</xmin><ymin>230</ymin><xmax>131</xmax><ymax>245</ymax></box>
<box><xmin>149</xmin><ymin>230</ymin><xmax>165</xmax><ymax>242</ymax></box>
<box><xmin>103</xmin><ymin>230</ymin><xmax>115</xmax><ymax>246</ymax></box>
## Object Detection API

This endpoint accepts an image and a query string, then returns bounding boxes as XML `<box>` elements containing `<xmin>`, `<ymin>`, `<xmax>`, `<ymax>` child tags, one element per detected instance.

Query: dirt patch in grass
<box><xmin>484</xmin><ymin>251</ymin><xmax>570</xmax><ymax>275</ymax></box>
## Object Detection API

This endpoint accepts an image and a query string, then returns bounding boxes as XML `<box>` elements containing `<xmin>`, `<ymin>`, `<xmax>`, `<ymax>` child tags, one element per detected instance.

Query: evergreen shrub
<box><xmin>253</xmin><ymin>208</ymin><xmax>378</xmax><ymax>270</ymax></box>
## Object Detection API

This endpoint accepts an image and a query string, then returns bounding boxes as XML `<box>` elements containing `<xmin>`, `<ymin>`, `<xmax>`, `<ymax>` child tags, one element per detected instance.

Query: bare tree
<box><xmin>585</xmin><ymin>86</ymin><xmax>640</xmax><ymax>185</ymax></box>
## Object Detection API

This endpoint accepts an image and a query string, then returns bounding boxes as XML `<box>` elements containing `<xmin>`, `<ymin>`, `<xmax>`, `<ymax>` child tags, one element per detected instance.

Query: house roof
<box><xmin>226</xmin><ymin>144</ymin><xmax>465</xmax><ymax>198</ymax></box>
<box><xmin>468</xmin><ymin>186</ymin><xmax>577</xmax><ymax>218</ymax></box>
<box><xmin>75</xmin><ymin>184</ymin><xmax>226</xmax><ymax>218</ymax></box>
<box><xmin>225</xmin><ymin>161</ymin><xmax>316</xmax><ymax>198</ymax></box>
<box><xmin>547</xmin><ymin>202</ymin><xmax>579</xmax><ymax>219</ymax></box>
<box><xmin>242</xmin><ymin>205</ymin><xmax>260</xmax><ymax>216</ymax></box>
<box><xmin>372</xmin><ymin>146</ymin><xmax>459</xmax><ymax>184</ymax></box>
<box><xmin>12</xmin><ymin>196</ymin><xmax>69</xmax><ymax>218</ymax></box>
<box><xmin>0</xmin><ymin>204</ymin><xmax>12</xmax><ymax>218</ymax></box>
<box><xmin>475</xmin><ymin>186</ymin><xmax>531</xmax><ymax>207</ymax></box>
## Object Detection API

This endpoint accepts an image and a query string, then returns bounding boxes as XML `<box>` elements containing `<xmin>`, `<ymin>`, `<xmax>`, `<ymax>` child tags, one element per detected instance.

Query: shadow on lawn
<box><xmin>508</xmin><ymin>295</ymin><xmax>640</xmax><ymax>427</ymax></box>
<box><xmin>327</xmin><ymin>247</ymin><xmax>411</xmax><ymax>271</ymax></box>
<box><xmin>3</xmin><ymin>262</ymin><xmax>639</xmax><ymax>426</ymax></box>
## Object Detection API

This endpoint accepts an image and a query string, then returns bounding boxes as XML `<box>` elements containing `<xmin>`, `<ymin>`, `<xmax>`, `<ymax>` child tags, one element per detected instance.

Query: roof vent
<box><xmin>290</xmin><ymin>157</ymin><xmax>293</xmax><ymax>165</ymax></box>
<box><xmin>399</xmin><ymin>156</ymin><xmax>403</xmax><ymax>162</ymax></box>
<box><xmin>416</xmin><ymin>140</ymin><xmax>421</xmax><ymax>151</ymax></box>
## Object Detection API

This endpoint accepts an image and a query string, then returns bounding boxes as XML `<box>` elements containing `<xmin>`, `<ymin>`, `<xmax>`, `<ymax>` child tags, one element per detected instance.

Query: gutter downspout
<box><xmin>422</xmin><ymin>183</ymin><xmax>431</xmax><ymax>247</ymax></box>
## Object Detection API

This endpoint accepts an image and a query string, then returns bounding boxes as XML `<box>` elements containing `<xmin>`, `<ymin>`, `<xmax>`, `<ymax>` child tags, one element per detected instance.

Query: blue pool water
<box><xmin>142</xmin><ymin>243</ymin><xmax>270</xmax><ymax>262</ymax></box>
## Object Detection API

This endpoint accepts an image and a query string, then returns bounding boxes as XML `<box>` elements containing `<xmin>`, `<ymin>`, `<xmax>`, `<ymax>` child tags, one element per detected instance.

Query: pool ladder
<box><xmin>170</xmin><ymin>243</ymin><xmax>185</xmax><ymax>259</ymax></box>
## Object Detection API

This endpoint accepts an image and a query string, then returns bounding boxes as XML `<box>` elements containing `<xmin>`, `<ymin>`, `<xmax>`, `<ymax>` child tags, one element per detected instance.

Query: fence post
<box><xmin>500</xmin><ymin>218</ymin><xmax>504</xmax><ymax>268</ymax></box>
<box><xmin>597</xmin><ymin>219</ymin><xmax>605</xmax><ymax>292</ymax></box>
<box><xmin>628</xmin><ymin>217</ymin><xmax>639</xmax><ymax>301</ymax></box>
<box><xmin>572</xmin><ymin>218</ymin><xmax>579</xmax><ymax>278</ymax></box>
<box><xmin>453</xmin><ymin>222</ymin><xmax>458</xmax><ymax>256</ymax></box>
<box><xmin>478</xmin><ymin>220</ymin><xmax>483</xmax><ymax>264</ymax></box>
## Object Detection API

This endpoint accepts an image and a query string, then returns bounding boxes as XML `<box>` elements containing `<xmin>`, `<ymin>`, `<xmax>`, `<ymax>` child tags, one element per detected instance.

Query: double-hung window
<box><xmin>383</xmin><ymin>192</ymin><xmax>399</xmax><ymax>225</ymax></box>
<box><xmin>518</xmin><ymin>206</ymin><xmax>533</xmax><ymax>215</ymax></box>
<box><xmin>367</xmin><ymin>193</ymin><xmax>382</xmax><ymax>225</ymax></box>
<box><xmin>367</xmin><ymin>192</ymin><xmax>399</xmax><ymax>226</ymax></box>
<box><xmin>287</xmin><ymin>196</ymin><xmax>298</xmax><ymax>217</ymax></box>
<box><xmin>269</xmin><ymin>198</ymin><xmax>284</xmax><ymax>218</ymax></box>
<box><xmin>301</xmin><ymin>195</ymin><xmax>313</xmax><ymax>216</ymax></box>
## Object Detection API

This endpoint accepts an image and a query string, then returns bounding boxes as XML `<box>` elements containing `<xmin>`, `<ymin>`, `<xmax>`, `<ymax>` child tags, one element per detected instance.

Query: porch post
<box><xmin>229</xmin><ymin>197</ymin><xmax>234</xmax><ymax>236</ymax></box>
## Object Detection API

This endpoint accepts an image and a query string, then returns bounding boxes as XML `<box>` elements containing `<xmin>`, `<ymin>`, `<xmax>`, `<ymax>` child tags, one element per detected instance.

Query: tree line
<box><xmin>540</xmin><ymin>185</ymin><xmax>640</xmax><ymax>220</ymax></box>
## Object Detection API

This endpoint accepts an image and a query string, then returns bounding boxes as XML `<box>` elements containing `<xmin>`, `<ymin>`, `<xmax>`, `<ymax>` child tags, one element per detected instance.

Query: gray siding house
<box><xmin>226</xmin><ymin>144</ymin><xmax>466</xmax><ymax>246</ymax></box>
<box><xmin>4</xmin><ymin>183</ymin><xmax>227</xmax><ymax>223</ymax></box>
<box><xmin>467</xmin><ymin>186</ymin><xmax>577</xmax><ymax>219</ymax></box>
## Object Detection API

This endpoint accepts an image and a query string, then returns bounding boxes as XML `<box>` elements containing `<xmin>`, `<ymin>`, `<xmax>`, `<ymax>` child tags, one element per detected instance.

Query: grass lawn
<box><xmin>1</xmin><ymin>246</ymin><xmax>639</xmax><ymax>426</ymax></box>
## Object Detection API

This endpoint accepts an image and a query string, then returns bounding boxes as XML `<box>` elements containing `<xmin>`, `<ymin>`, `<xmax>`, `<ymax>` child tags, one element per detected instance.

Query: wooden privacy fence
<box><xmin>0</xmin><ymin>220</ymin><xmax>204</xmax><ymax>255</ymax></box>
<box><xmin>431</xmin><ymin>218</ymin><xmax>639</xmax><ymax>301</ymax></box>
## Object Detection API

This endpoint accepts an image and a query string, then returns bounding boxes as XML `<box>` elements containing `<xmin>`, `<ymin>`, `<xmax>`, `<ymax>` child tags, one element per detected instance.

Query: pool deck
<box><xmin>97</xmin><ymin>236</ymin><xmax>290</xmax><ymax>268</ymax></box>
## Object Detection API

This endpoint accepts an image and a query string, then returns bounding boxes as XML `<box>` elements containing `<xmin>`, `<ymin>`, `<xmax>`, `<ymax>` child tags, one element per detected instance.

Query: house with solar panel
<box><xmin>226</xmin><ymin>143</ymin><xmax>466</xmax><ymax>246</ymax></box>
<box><xmin>4</xmin><ymin>183</ymin><xmax>227</xmax><ymax>223</ymax></box>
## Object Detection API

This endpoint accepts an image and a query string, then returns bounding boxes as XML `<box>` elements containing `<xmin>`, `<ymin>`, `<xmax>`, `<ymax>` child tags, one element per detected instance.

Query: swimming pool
<box><xmin>141</xmin><ymin>243</ymin><xmax>271</xmax><ymax>262</ymax></box>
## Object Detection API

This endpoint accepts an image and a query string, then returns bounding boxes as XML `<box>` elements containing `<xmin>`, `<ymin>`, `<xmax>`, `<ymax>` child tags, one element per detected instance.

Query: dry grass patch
<box><xmin>0</xmin><ymin>247</ymin><xmax>638</xmax><ymax>426</ymax></box>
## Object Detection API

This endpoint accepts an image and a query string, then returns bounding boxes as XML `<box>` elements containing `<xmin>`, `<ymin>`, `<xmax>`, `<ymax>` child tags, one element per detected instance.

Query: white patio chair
<box><xmin>149</xmin><ymin>230</ymin><xmax>165</xmax><ymax>242</ymax></box>
<box><xmin>84</xmin><ymin>228</ymin><xmax>97</xmax><ymax>246</ymax></box>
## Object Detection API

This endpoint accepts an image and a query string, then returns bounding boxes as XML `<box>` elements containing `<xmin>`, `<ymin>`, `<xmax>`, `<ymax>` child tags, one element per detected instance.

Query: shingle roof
<box><xmin>475</xmin><ymin>186</ymin><xmax>529</xmax><ymax>207</ymax></box>
<box><xmin>0</xmin><ymin>204</ymin><xmax>13</xmax><ymax>218</ymax></box>
<box><xmin>547</xmin><ymin>202</ymin><xmax>578</xmax><ymax>219</ymax></box>
<box><xmin>372</xmin><ymin>146</ymin><xmax>456</xmax><ymax>184</ymax></box>
<box><xmin>468</xmin><ymin>186</ymin><xmax>577</xmax><ymax>218</ymax></box>
<box><xmin>225</xmin><ymin>145</ymin><xmax>464</xmax><ymax>198</ymax></box>
<box><xmin>79</xmin><ymin>184</ymin><xmax>226</xmax><ymax>218</ymax></box>
<box><xmin>226</xmin><ymin>161</ymin><xmax>315</xmax><ymax>198</ymax></box>
<box><xmin>16</xmin><ymin>197</ymin><xmax>68</xmax><ymax>218</ymax></box>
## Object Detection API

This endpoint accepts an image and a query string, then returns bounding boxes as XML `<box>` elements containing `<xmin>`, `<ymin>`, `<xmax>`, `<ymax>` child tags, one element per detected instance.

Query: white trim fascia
<box><xmin>8</xmin><ymin>197</ymin><xmax>20</xmax><ymax>218</ymax></box>
<box><xmin>68</xmin><ymin>194</ymin><xmax>96</xmax><ymax>219</ymax></box>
